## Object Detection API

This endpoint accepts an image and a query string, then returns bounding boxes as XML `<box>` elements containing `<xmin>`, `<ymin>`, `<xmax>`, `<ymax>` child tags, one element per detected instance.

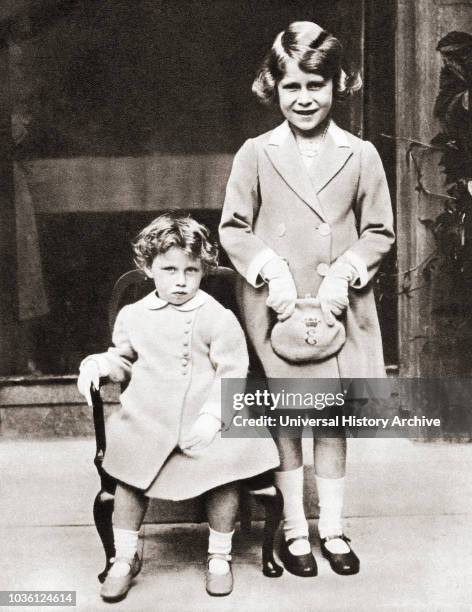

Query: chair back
<box><xmin>108</xmin><ymin>266</ymin><xmax>239</xmax><ymax>333</ymax></box>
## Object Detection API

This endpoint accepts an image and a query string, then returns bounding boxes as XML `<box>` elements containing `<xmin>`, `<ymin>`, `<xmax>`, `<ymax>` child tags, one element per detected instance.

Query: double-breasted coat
<box><xmin>219</xmin><ymin>120</ymin><xmax>395</xmax><ymax>380</ymax></box>
<box><xmin>84</xmin><ymin>289</ymin><xmax>279</xmax><ymax>500</ymax></box>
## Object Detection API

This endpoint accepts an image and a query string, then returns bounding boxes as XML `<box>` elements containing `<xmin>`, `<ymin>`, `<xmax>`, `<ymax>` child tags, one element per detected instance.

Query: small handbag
<box><xmin>270</xmin><ymin>297</ymin><xmax>346</xmax><ymax>363</ymax></box>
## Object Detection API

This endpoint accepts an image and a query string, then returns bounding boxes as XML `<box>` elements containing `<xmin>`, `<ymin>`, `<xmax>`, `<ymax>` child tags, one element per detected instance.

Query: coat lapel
<box><xmin>264</xmin><ymin>121</ymin><xmax>353</xmax><ymax>219</ymax></box>
<box><xmin>264</xmin><ymin>122</ymin><xmax>326</xmax><ymax>220</ymax></box>
<box><xmin>313</xmin><ymin>123</ymin><xmax>353</xmax><ymax>194</ymax></box>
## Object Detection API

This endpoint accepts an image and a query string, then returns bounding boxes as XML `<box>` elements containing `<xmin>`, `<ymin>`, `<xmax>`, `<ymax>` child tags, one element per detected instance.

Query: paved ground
<box><xmin>1</xmin><ymin>437</ymin><xmax>471</xmax><ymax>611</ymax></box>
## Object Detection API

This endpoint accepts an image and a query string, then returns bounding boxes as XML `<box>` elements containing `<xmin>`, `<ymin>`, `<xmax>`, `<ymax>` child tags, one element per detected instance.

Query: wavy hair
<box><xmin>132</xmin><ymin>212</ymin><xmax>218</xmax><ymax>273</ymax></box>
<box><xmin>252</xmin><ymin>21</ymin><xmax>362</xmax><ymax>105</ymax></box>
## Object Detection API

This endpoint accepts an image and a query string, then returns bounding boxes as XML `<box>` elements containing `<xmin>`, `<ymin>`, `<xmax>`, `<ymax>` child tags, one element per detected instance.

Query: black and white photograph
<box><xmin>1</xmin><ymin>1</ymin><xmax>471</xmax><ymax>610</ymax></box>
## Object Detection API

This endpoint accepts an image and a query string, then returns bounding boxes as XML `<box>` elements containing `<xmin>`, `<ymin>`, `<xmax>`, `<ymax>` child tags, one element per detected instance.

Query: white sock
<box><xmin>274</xmin><ymin>467</ymin><xmax>310</xmax><ymax>555</ymax></box>
<box><xmin>315</xmin><ymin>475</ymin><xmax>349</xmax><ymax>553</ymax></box>
<box><xmin>208</xmin><ymin>527</ymin><xmax>233</xmax><ymax>575</ymax></box>
<box><xmin>109</xmin><ymin>528</ymin><xmax>139</xmax><ymax>577</ymax></box>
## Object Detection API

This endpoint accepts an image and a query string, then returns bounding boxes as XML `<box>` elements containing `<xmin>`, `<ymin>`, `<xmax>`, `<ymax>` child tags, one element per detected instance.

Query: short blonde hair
<box><xmin>252</xmin><ymin>21</ymin><xmax>362</xmax><ymax>106</ymax></box>
<box><xmin>132</xmin><ymin>212</ymin><xmax>218</xmax><ymax>272</ymax></box>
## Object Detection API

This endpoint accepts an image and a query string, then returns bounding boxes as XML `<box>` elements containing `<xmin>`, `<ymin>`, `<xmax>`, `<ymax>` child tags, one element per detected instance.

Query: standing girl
<box><xmin>77</xmin><ymin>213</ymin><xmax>279</xmax><ymax>601</ymax></box>
<box><xmin>220</xmin><ymin>21</ymin><xmax>394</xmax><ymax>577</ymax></box>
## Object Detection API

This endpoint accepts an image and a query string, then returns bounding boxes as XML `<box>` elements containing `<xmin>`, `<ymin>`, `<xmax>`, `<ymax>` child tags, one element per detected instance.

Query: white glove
<box><xmin>314</xmin><ymin>261</ymin><xmax>356</xmax><ymax>326</ymax></box>
<box><xmin>77</xmin><ymin>359</ymin><xmax>101</xmax><ymax>407</ymax></box>
<box><xmin>180</xmin><ymin>413</ymin><xmax>221</xmax><ymax>455</ymax></box>
<box><xmin>261</xmin><ymin>258</ymin><xmax>297</xmax><ymax>322</ymax></box>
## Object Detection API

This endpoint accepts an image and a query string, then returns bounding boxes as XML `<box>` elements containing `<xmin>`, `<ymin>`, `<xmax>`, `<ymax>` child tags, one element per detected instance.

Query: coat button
<box><xmin>182</xmin><ymin>351</ymin><xmax>189</xmax><ymax>357</ymax></box>
<box><xmin>183</xmin><ymin>340</ymin><xmax>189</xmax><ymax>346</ymax></box>
<box><xmin>184</xmin><ymin>329</ymin><xmax>190</xmax><ymax>334</ymax></box>
<box><xmin>181</xmin><ymin>358</ymin><xmax>189</xmax><ymax>366</ymax></box>
<box><xmin>185</xmin><ymin>318</ymin><xmax>192</xmax><ymax>324</ymax></box>
<box><xmin>182</xmin><ymin>370</ymin><xmax>188</xmax><ymax>375</ymax></box>
<box><xmin>277</xmin><ymin>223</ymin><xmax>286</xmax><ymax>237</ymax></box>
<box><xmin>318</xmin><ymin>223</ymin><xmax>331</xmax><ymax>236</ymax></box>
<box><xmin>316</xmin><ymin>263</ymin><xmax>330</xmax><ymax>276</ymax></box>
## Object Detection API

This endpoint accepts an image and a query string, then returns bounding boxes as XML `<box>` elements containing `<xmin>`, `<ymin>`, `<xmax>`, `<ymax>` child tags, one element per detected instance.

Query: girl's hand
<box><xmin>180</xmin><ymin>413</ymin><xmax>221</xmax><ymax>455</ymax></box>
<box><xmin>314</xmin><ymin>290</ymin><xmax>349</xmax><ymax>326</ymax></box>
<box><xmin>267</xmin><ymin>276</ymin><xmax>297</xmax><ymax>321</ymax></box>
<box><xmin>314</xmin><ymin>261</ymin><xmax>355</xmax><ymax>325</ymax></box>
<box><xmin>261</xmin><ymin>258</ymin><xmax>297</xmax><ymax>321</ymax></box>
<box><xmin>77</xmin><ymin>360</ymin><xmax>100</xmax><ymax>407</ymax></box>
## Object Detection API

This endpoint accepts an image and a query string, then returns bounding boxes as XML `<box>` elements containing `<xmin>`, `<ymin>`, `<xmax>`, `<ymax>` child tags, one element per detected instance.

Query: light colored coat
<box><xmin>219</xmin><ymin>121</ymin><xmax>395</xmax><ymax>379</ymax></box>
<box><xmin>90</xmin><ymin>289</ymin><xmax>279</xmax><ymax>499</ymax></box>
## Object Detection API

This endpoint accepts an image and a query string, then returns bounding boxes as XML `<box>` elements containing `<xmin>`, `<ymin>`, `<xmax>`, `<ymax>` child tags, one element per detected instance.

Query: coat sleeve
<box><xmin>79</xmin><ymin>306</ymin><xmax>137</xmax><ymax>383</ymax></box>
<box><xmin>199</xmin><ymin>308</ymin><xmax>249</xmax><ymax>424</ymax></box>
<box><xmin>219</xmin><ymin>139</ymin><xmax>280</xmax><ymax>287</ymax></box>
<box><xmin>340</xmin><ymin>140</ymin><xmax>395</xmax><ymax>288</ymax></box>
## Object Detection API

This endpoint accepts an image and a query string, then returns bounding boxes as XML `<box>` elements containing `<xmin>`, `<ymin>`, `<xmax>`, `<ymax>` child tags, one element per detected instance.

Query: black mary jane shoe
<box><xmin>279</xmin><ymin>536</ymin><xmax>318</xmax><ymax>577</ymax></box>
<box><xmin>320</xmin><ymin>534</ymin><xmax>360</xmax><ymax>575</ymax></box>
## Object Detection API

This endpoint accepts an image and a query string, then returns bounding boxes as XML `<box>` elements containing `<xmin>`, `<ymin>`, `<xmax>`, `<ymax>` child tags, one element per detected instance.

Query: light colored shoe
<box><xmin>100</xmin><ymin>553</ymin><xmax>142</xmax><ymax>602</ymax></box>
<box><xmin>205</xmin><ymin>553</ymin><xmax>233</xmax><ymax>597</ymax></box>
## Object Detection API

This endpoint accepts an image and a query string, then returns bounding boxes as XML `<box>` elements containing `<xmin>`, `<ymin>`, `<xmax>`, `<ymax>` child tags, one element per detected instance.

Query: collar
<box><xmin>268</xmin><ymin>120</ymin><xmax>351</xmax><ymax>148</ymax></box>
<box><xmin>142</xmin><ymin>289</ymin><xmax>208</xmax><ymax>311</ymax></box>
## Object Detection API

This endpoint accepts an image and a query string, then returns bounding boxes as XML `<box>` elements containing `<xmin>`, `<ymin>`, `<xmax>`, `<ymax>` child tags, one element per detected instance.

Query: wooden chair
<box><xmin>90</xmin><ymin>266</ymin><xmax>283</xmax><ymax>582</ymax></box>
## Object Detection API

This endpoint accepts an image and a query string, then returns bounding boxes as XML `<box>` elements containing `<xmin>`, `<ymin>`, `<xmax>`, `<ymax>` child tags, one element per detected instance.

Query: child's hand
<box><xmin>314</xmin><ymin>261</ymin><xmax>354</xmax><ymax>325</ymax></box>
<box><xmin>180</xmin><ymin>414</ymin><xmax>221</xmax><ymax>455</ymax></box>
<box><xmin>77</xmin><ymin>360</ymin><xmax>100</xmax><ymax>407</ymax></box>
<box><xmin>262</xmin><ymin>258</ymin><xmax>297</xmax><ymax>321</ymax></box>
<box><xmin>267</xmin><ymin>276</ymin><xmax>297</xmax><ymax>321</ymax></box>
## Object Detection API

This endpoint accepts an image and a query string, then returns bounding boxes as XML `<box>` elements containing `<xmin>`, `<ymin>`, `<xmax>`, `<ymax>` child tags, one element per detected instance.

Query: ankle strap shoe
<box><xmin>100</xmin><ymin>553</ymin><xmax>142</xmax><ymax>602</ymax></box>
<box><xmin>205</xmin><ymin>553</ymin><xmax>233</xmax><ymax>597</ymax></box>
<box><xmin>320</xmin><ymin>534</ymin><xmax>360</xmax><ymax>575</ymax></box>
<box><xmin>279</xmin><ymin>536</ymin><xmax>317</xmax><ymax>577</ymax></box>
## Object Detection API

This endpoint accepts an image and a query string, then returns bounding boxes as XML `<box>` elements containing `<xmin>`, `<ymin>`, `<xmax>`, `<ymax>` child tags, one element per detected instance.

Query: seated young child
<box><xmin>77</xmin><ymin>212</ymin><xmax>279</xmax><ymax>602</ymax></box>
